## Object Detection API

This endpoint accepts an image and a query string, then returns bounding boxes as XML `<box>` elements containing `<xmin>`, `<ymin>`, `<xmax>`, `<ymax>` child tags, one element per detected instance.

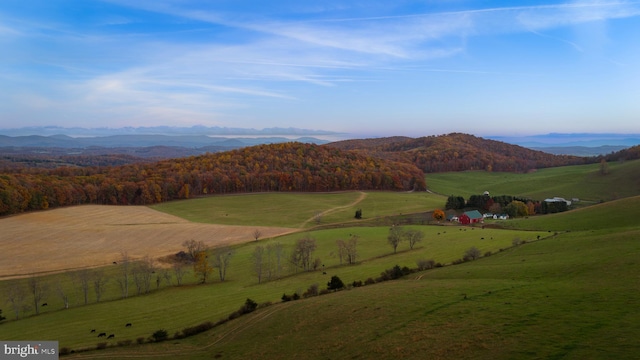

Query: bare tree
<box><xmin>6</xmin><ymin>283</ymin><xmax>28</xmax><ymax>319</ymax></box>
<box><xmin>336</xmin><ymin>236</ymin><xmax>358</xmax><ymax>265</ymax></box>
<box><xmin>182</xmin><ymin>239</ymin><xmax>207</xmax><ymax>262</ymax></box>
<box><xmin>28</xmin><ymin>276</ymin><xmax>48</xmax><ymax>315</ymax></box>
<box><xmin>92</xmin><ymin>270</ymin><xmax>109</xmax><ymax>303</ymax></box>
<box><xmin>404</xmin><ymin>229</ymin><xmax>424</xmax><ymax>250</ymax></box>
<box><xmin>291</xmin><ymin>236</ymin><xmax>317</xmax><ymax>271</ymax></box>
<box><xmin>314</xmin><ymin>211</ymin><xmax>322</xmax><ymax>225</ymax></box>
<box><xmin>75</xmin><ymin>269</ymin><xmax>91</xmax><ymax>305</ymax></box>
<box><xmin>173</xmin><ymin>263</ymin><xmax>187</xmax><ymax>285</ymax></box>
<box><xmin>160</xmin><ymin>269</ymin><xmax>172</xmax><ymax>287</ymax></box>
<box><xmin>140</xmin><ymin>255</ymin><xmax>155</xmax><ymax>293</ymax></box>
<box><xmin>387</xmin><ymin>226</ymin><xmax>403</xmax><ymax>254</ymax></box>
<box><xmin>132</xmin><ymin>255</ymin><xmax>155</xmax><ymax>294</ymax></box>
<box><xmin>116</xmin><ymin>251</ymin><xmax>131</xmax><ymax>299</ymax></box>
<box><xmin>336</xmin><ymin>239</ymin><xmax>347</xmax><ymax>265</ymax></box>
<box><xmin>212</xmin><ymin>246</ymin><xmax>234</xmax><ymax>282</ymax></box>
<box><xmin>253</xmin><ymin>245</ymin><xmax>265</xmax><ymax>283</ymax></box>
<box><xmin>265</xmin><ymin>242</ymin><xmax>285</xmax><ymax>280</ymax></box>
<box><xmin>464</xmin><ymin>246</ymin><xmax>482</xmax><ymax>261</ymax></box>
<box><xmin>56</xmin><ymin>280</ymin><xmax>70</xmax><ymax>309</ymax></box>
<box><xmin>253</xmin><ymin>229</ymin><xmax>262</xmax><ymax>242</ymax></box>
<box><xmin>345</xmin><ymin>235</ymin><xmax>358</xmax><ymax>264</ymax></box>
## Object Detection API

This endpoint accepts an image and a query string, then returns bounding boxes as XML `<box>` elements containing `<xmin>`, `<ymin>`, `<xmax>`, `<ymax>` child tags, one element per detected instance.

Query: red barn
<box><xmin>459</xmin><ymin>210</ymin><xmax>484</xmax><ymax>225</ymax></box>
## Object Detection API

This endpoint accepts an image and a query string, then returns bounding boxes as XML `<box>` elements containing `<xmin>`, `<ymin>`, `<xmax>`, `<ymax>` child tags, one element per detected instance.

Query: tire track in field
<box><xmin>66</xmin><ymin>303</ymin><xmax>293</xmax><ymax>359</ymax></box>
<box><xmin>299</xmin><ymin>191</ymin><xmax>367</xmax><ymax>228</ymax></box>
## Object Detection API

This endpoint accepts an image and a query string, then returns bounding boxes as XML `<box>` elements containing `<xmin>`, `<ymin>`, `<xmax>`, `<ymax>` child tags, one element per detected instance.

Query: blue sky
<box><xmin>1</xmin><ymin>0</ymin><xmax>639</xmax><ymax>137</ymax></box>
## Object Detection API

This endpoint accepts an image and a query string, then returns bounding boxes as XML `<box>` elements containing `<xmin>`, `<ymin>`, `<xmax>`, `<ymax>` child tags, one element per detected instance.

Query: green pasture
<box><xmin>68</xmin><ymin>226</ymin><xmax>640</xmax><ymax>360</ymax></box>
<box><xmin>426</xmin><ymin>159</ymin><xmax>640</xmax><ymax>203</ymax></box>
<box><xmin>2</xmin><ymin>177</ymin><xmax>640</xmax><ymax>358</ymax></box>
<box><xmin>497</xmin><ymin>195</ymin><xmax>640</xmax><ymax>232</ymax></box>
<box><xmin>0</xmin><ymin>222</ymin><xmax>544</xmax><ymax>350</ymax></box>
<box><xmin>150</xmin><ymin>191</ymin><xmax>447</xmax><ymax>228</ymax></box>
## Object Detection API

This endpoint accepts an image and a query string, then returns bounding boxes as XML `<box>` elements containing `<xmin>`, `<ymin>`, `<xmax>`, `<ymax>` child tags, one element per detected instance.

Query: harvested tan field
<box><xmin>0</xmin><ymin>205</ymin><xmax>296</xmax><ymax>279</ymax></box>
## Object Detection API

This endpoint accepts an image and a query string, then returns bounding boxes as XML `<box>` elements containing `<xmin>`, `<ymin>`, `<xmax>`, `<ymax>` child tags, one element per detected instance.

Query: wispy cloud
<box><xmin>3</xmin><ymin>1</ymin><xmax>640</xmax><ymax>131</ymax></box>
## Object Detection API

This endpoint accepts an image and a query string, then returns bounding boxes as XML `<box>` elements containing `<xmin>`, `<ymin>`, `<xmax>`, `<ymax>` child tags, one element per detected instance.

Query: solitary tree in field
<box><xmin>387</xmin><ymin>226</ymin><xmax>403</xmax><ymax>254</ymax></box>
<box><xmin>404</xmin><ymin>229</ymin><xmax>424</xmax><ymax>250</ymax></box>
<box><xmin>253</xmin><ymin>229</ymin><xmax>262</xmax><ymax>242</ymax></box>
<box><xmin>193</xmin><ymin>251</ymin><xmax>213</xmax><ymax>284</ymax></box>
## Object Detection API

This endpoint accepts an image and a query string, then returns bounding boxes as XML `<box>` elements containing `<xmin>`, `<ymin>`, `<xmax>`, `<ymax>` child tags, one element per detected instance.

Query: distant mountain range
<box><xmin>488</xmin><ymin>133</ymin><xmax>640</xmax><ymax>155</ymax></box>
<box><xmin>0</xmin><ymin>134</ymin><xmax>330</xmax><ymax>149</ymax></box>
<box><xmin>1</xmin><ymin>126</ymin><xmax>639</xmax><ymax>157</ymax></box>
<box><xmin>0</xmin><ymin>125</ymin><xmax>341</xmax><ymax>137</ymax></box>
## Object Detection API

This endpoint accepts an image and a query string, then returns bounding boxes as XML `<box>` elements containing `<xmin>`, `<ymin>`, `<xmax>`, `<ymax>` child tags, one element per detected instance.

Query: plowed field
<box><xmin>0</xmin><ymin>205</ymin><xmax>295</xmax><ymax>278</ymax></box>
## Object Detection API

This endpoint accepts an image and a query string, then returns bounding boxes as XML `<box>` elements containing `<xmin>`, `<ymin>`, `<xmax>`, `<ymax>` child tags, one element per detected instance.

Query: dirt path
<box><xmin>299</xmin><ymin>191</ymin><xmax>368</xmax><ymax>228</ymax></box>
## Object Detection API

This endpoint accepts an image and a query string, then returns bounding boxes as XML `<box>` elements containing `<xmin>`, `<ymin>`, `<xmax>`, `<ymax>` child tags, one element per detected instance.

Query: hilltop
<box><xmin>327</xmin><ymin>133</ymin><xmax>592</xmax><ymax>172</ymax></box>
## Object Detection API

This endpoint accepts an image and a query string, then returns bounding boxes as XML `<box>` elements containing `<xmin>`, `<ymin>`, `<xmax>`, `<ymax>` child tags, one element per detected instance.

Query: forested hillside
<box><xmin>327</xmin><ymin>133</ymin><xmax>592</xmax><ymax>172</ymax></box>
<box><xmin>0</xmin><ymin>142</ymin><xmax>425</xmax><ymax>216</ymax></box>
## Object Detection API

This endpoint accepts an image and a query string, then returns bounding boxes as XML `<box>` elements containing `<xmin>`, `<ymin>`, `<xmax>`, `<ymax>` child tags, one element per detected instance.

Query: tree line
<box><xmin>0</xmin><ymin>142</ymin><xmax>426</xmax><ymax>216</ymax></box>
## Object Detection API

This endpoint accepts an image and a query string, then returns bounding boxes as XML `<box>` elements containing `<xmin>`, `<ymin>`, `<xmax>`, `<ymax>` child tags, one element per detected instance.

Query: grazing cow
<box><xmin>113</xmin><ymin>261</ymin><xmax>117</xmax><ymax>265</ymax></box>
<box><xmin>98</xmin><ymin>333</ymin><xmax>106</xmax><ymax>337</ymax></box>
<box><xmin>90</xmin><ymin>329</ymin><xmax>96</xmax><ymax>333</ymax></box>
<box><xmin>41</xmin><ymin>303</ymin><xmax>48</xmax><ymax>307</ymax></box>
<box><xmin>107</xmin><ymin>334</ymin><xmax>115</xmax><ymax>339</ymax></box>
<box><xmin>125</xmin><ymin>323</ymin><xmax>132</xmax><ymax>327</ymax></box>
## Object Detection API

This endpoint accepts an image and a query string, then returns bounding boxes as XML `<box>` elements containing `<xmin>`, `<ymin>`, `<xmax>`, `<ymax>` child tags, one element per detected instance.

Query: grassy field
<box><xmin>150</xmin><ymin>191</ymin><xmax>447</xmax><ymax>228</ymax></box>
<box><xmin>426</xmin><ymin>159</ymin><xmax>640</xmax><ymax>203</ymax></box>
<box><xmin>2</xmin><ymin>160</ymin><xmax>640</xmax><ymax>358</ymax></box>
<box><xmin>0</xmin><ymin>221</ymin><xmax>545</xmax><ymax>350</ymax></box>
<box><xmin>64</xmin><ymin>220</ymin><xmax>640</xmax><ymax>359</ymax></box>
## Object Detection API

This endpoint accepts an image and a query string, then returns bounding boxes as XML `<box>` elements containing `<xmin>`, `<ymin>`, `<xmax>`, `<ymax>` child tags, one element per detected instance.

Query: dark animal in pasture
<box><xmin>107</xmin><ymin>334</ymin><xmax>115</xmax><ymax>339</ymax></box>
<box><xmin>90</xmin><ymin>329</ymin><xmax>96</xmax><ymax>333</ymax></box>
<box><xmin>98</xmin><ymin>333</ymin><xmax>106</xmax><ymax>337</ymax></box>
<box><xmin>125</xmin><ymin>323</ymin><xmax>132</xmax><ymax>327</ymax></box>
<box><xmin>113</xmin><ymin>261</ymin><xmax>117</xmax><ymax>265</ymax></box>
<box><xmin>41</xmin><ymin>303</ymin><xmax>47</xmax><ymax>306</ymax></box>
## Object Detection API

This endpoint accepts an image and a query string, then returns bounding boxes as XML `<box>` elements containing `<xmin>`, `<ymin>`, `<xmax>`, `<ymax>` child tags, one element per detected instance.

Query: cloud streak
<box><xmin>1</xmin><ymin>1</ymin><xmax>640</xmax><ymax>133</ymax></box>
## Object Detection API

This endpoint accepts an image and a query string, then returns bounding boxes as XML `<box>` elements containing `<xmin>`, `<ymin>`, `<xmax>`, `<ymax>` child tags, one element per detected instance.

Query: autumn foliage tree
<box><xmin>193</xmin><ymin>251</ymin><xmax>213</xmax><ymax>284</ymax></box>
<box><xmin>0</xmin><ymin>142</ymin><xmax>426</xmax><ymax>216</ymax></box>
<box><xmin>432</xmin><ymin>209</ymin><xmax>445</xmax><ymax>222</ymax></box>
